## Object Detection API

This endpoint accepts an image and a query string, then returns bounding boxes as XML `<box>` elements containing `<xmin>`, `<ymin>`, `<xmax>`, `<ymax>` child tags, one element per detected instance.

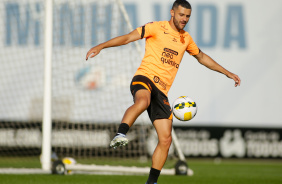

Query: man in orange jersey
<box><xmin>86</xmin><ymin>0</ymin><xmax>241</xmax><ymax>183</ymax></box>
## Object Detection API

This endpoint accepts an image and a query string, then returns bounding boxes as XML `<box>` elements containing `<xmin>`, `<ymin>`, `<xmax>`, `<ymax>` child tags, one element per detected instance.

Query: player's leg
<box><xmin>152</xmin><ymin>119</ymin><xmax>172</xmax><ymax>170</ymax></box>
<box><xmin>146</xmin><ymin>89</ymin><xmax>173</xmax><ymax>184</ymax></box>
<box><xmin>146</xmin><ymin>119</ymin><xmax>172</xmax><ymax>184</ymax></box>
<box><xmin>110</xmin><ymin>89</ymin><xmax>150</xmax><ymax>148</ymax></box>
<box><xmin>121</xmin><ymin>89</ymin><xmax>151</xmax><ymax>127</ymax></box>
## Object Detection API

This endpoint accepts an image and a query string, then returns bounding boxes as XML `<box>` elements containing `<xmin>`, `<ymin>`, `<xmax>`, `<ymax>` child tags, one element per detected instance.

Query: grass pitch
<box><xmin>0</xmin><ymin>158</ymin><xmax>281</xmax><ymax>184</ymax></box>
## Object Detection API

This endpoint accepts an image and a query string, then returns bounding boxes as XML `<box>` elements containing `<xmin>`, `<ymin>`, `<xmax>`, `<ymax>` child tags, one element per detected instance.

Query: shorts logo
<box><xmin>153</xmin><ymin>76</ymin><xmax>166</xmax><ymax>90</ymax></box>
<box><xmin>163</xmin><ymin>99</ymin><xmax>170</xmax><ymax>106</ymax></box>
<box><xmin>148</xmin><ymin>83</ymin><xmax>152</xmax><ymax>91</ymax></box>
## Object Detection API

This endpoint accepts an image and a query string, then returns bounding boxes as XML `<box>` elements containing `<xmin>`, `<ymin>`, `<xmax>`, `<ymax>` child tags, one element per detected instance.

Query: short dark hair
<box><xmin>172</xmin><ymin>0</ymin><xmax>192</xmax><ymax>10</ymax></box>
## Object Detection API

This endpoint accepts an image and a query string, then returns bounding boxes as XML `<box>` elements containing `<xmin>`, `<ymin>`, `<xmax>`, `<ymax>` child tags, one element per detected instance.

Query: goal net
<box><xmin>0</xmin><ymin>0</ymin><xmax>187</xmax><ymax>175</ymax></box>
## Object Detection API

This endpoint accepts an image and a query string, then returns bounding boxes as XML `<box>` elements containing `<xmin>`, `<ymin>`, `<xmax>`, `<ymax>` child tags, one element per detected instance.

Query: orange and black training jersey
<box><xmin>135</xmin><ymin>21</ymin><xmax>200</xmax><ymax>96</ymax></box>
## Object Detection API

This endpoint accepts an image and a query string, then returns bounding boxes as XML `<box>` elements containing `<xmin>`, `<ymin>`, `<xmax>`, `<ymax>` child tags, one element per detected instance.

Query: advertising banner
<box><xmin>173</xmin><ymin>126</ymin><xmax>282</xmax><ymax>158</ymax></box>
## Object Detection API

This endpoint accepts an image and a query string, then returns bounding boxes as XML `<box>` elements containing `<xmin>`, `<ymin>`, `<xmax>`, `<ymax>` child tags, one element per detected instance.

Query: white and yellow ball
<box><xmin>172</xmin><ymin>96</ymin><xmax>197</xmax><ymax>121</ymax></box>
<box><xmin>62</xmin><ymin>157</ymin><xmax>77</xmax><ymax>174</ymax></box>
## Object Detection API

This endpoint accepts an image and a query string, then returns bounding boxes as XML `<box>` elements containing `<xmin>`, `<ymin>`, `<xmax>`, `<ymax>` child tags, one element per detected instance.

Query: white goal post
<box><xmin>42</xmin><ymin>0</ymin><xmax>53</xmax><ymax>171</ymax></box>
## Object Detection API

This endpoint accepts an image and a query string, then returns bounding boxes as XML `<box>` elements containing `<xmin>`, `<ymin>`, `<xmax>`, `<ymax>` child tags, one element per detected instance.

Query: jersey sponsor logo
<box><xmin>153</xmin><ymin>76</ymin><xmax>167</xmax><ymax>90</ymax></box>
<box><xmin>164</xmin><ymin>48</ymin><xmax>178</xmax><ymax>56</ymax></box>
<box><xmin>161</xmin><ymin>48</ymin><xmax>179</xmax><ymax>68</ymax></box>
<box><xmin>172</xmin><ymin>38</ymin><xmax>177</xmax><ymax>42</ymax></box>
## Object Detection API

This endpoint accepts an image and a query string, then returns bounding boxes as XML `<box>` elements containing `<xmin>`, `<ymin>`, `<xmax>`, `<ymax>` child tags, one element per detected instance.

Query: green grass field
<box><xmin>0</xmin><ymin>158</ymin><xmax>282</xmax><ymax>184</ymax></box>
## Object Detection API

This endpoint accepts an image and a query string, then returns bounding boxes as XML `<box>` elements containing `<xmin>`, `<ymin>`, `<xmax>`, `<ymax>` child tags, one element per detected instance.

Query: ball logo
<box><xmin>174</xmin><ymin>102</ymin><xmax>196</xmax><ymax>109</ymax></box>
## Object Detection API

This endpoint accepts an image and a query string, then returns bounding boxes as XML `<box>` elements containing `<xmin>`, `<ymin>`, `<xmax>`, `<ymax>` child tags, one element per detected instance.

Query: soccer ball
<box><xmin>172</xmin><ymin>96</ymin><xmax>197</xmax><ymax>121</ymax></box>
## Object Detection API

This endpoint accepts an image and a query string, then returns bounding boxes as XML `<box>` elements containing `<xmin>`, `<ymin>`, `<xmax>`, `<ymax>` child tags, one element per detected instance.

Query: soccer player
<box><xmin>86</xmin><ymin>0</ymin><xmax>241</xmax><ymax>183</ymax></box>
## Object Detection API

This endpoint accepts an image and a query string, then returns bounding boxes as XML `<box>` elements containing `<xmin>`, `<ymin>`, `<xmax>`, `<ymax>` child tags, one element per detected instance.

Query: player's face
<box><xmin>171</xmin><ymin>6</ymin><xmax>191</xmax><ymax>31</ymax></box>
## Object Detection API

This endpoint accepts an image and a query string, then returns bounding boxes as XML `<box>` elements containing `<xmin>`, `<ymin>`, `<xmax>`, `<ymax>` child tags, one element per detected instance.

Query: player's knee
<box><xmin>159</xmin><ymin>135</ymin><xmax>172</xmax><ymax>149</ymax></box>
<box><xmin>134</xmin><ymin>98</ymin><xmax>150</xmax><ymax>111</ymax></box>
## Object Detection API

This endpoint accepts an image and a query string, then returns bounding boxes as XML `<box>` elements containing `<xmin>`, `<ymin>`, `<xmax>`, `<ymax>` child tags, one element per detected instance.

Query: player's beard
<box><xmin>173</xmin><ymin>17</ymin><xmax>187</xmax><ymax>31</ymax></box>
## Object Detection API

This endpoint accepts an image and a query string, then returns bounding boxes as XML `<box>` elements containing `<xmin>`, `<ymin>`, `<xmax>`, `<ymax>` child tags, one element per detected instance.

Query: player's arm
<box><xmin>86</xmin><ymin>29</ymin><xmax>141</xmax><ymax>60</ymax></box>
<box><xmin>193</xmin><ymin>51</ymin><xmax>241</xmax><ymax>87</ymax></box>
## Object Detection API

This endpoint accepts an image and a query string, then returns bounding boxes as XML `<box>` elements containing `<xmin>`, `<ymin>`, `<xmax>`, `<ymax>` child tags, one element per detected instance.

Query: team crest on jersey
<box><xmin>180</xmin><ymin>30</ymin><xmax>185</xmax><ymax>44</ymax></box>
<box><xmin>180</xmin><ymin>35</ymin><xmax>185</xmax><ymax>44</ymax></box>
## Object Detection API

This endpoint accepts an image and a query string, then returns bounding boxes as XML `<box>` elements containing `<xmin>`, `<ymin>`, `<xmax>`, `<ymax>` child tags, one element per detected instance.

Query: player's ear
<box><xmin>170</xmin><ymin>9</ymin><xmax>175</xmax><ymax>17</ymax></box>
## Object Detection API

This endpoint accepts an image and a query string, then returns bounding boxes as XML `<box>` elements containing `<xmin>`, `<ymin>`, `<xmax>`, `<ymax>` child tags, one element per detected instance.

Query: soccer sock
<box><xmin>146</xmin><ymin>167</ymin><xmax>161</xmax><ymax>184</ymax></box>
<box><xmin>116</xmin><ymin>123</ymin><xmax>129</xmax><ymax>136</ymax></box>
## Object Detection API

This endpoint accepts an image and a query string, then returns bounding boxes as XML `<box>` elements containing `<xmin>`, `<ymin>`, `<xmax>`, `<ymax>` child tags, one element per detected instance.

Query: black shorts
<box><xmin>130</xmin><ymin>75</ymin><xmax>173</xmax><ymax>123</ymax></box>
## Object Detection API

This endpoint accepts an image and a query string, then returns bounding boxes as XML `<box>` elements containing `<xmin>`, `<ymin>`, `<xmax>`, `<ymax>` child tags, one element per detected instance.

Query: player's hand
<box><xmin>86</xmin><ymin>46</ymin><xmax>102</xmax><ymax>60</ymax></box>
<box><xmin>227</xmin><ymin>72</ymin><xmax>241</xmax><ymax>87</ymax></box>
